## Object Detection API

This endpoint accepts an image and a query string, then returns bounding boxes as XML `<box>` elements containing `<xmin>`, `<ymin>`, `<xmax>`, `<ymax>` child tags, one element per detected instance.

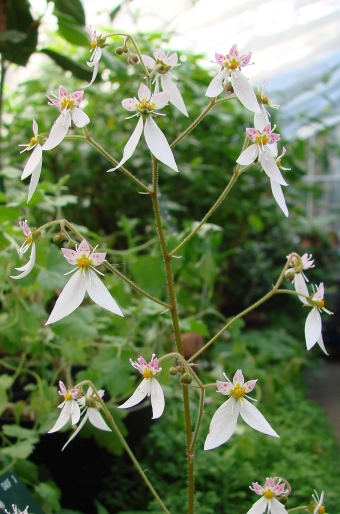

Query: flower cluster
<box><xmin>246</xmin><ymin>478</ymin><xmax>289</xmax><ymax>514</ymax></box>
<box><xmin>49</xmin><ymin>382</ymin><xmax>111</xmax><ymax>451</ymax></box>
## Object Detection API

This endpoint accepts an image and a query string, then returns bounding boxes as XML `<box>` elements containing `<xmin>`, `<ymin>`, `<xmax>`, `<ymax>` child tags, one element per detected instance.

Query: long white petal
<box><xmin>204</xmin><ymin>397</ymin><xmax>239</xmax><ymax>450</ymax></box>
<box><xmin>48</xmin><ymin>410</ymin><xmax>71</xmax><ymax>434</ymax></box>
<box><xmin>254</xmin><ymin>106</ymin><xmax>270</xmax><ymax>130</ymax></box>
<box><xmin>239</xmin><ymin>399</ymin><xmax>279</xmax><ymax>438</ymax></box>
<box><xmin>62</xmin><ymin>412</ymin><xmax>88</xmax><ymax>451</ymax></box>
<box><xmin>161</xmin><ymin>74</ymin><xmax>188</xmax><ymax>116</ymax></box>
<box><xmin>246</xmin><ymin>497</ymin><xmax>268</xmax><ymax>514</ymax></box>
<box><xmin>305</xmin><ymin>308</ymin><xmax>322</xmax><ymax>350</ymax></box>
<box><xmin>84</xmin><ymin>61</ymin><xmax>99</xmax><ymax>88</ymax></box>
<box><xmin>270</xmin><ymin>498</ymin><xmax>288</xmax><ymax>514</ymax></box>
<box><xmin>11</xmin><ymin>244</ymin><xmax>36</xmax><ymax>280</ymax></box>
<box><xmin>150</xmin><ymin>378</ymin><xmax>165</xmax><ymax>419</ymax></box>
<box><xmin>206</xmin><ymin>70</ymin><xmax>226</xmax><ymax>98</ymax></box>
<box><xmin>43</xmin><ymin>113</ymin><xmax>71</xmax><ymax>150</ymax></box>
<box><xmin>294</xmin><ymin>273</ymin><xmax>309</xmax><ymax>304</ymax></box>
<box><xmin>118</xmin><ymin>378</ymin><xmax>151</xmax><ymax>409</ymax></box>
<box><xmin>27</xmin><ymin>155</ymin><xmax>43</xmax><ymax>203</ymax></box>
<box><xmin>21</xmin><ymin>145</ymin><xmax>42</xmax><ymax>180</ymax></box>
<box><xmin>231</xmin><ymin>71</ymin><xmax>261</xmax><ymax>113</ymax></box>
<box><xmin>236</xmin><ymin>145</ymin><xmax>258</xmax><ymax>165</ymax></box>
<box><xmin>88</xmin><ymin>408</ymin><xmax>111</xmax><ymax>431</ymax></box>
<box><xmin>86</xmin><ymin>269</ymin><xmax>124</xmax><ymax>316</ymax></box>
<box><xmin>316</xmin><ymin>333</ymin><xmax>329</xmax><ymax>356</ymax></box>
<box><xmin>259</xmin><ymin>150</ymin><xmax>288</xmax><ymax>186</ymax></box>
<box><xmin>107</xmin><ymin>117</ymin><xmax>144</xmax><ymax>171</ymax></box>
<box><xmin>270</xmin><ymin>179</ymin><xmax>289</xmax><ymax>217</ymax></box>
<box><xmin>45</xmin><ymin>269</ymin><xmax>87</xmax><ymax>325</ymax></box>
<box><xmin>72</xmin><ymin>107</ymin><xmax>90</xmax><ymax>128</ymax></box>
<box><xmin>144</xmin><ymin>116</ymin><xmax>178</xmax><ymax>172</ymax></box>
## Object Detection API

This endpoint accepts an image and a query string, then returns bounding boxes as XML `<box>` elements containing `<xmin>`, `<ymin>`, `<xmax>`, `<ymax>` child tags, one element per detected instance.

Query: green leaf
<box><xmin>1</xmin><ymin>441</ymin><xmax>36</xmax><ymax>459</ymax></box>
<box><xmin>109</xmin><ymin>4</ymin><xmax>122</xmax><ymax>21</ymax></box>
<box><xmin>56</xmin><ymin>13</ymin><xmax>89</xmax><ymax>47</ymax></box>
<box><xmin>34</xmin><ymin>482</ymin><xmax>61</xmax><ymax>513</ymax></box>
<box><xmin>53</xmin><ymin>0</ymin><xmax>86</xmax><ymax>25</ymax></box>
<box><xmin>0</xmin><ymin>389</ymin><xmax>8</xmax><ymax>416</ymax></box>
<box><xmin>40</xmin><ymin>49</ymin><xmax>95</xmax><ymax>82</ymax></box>
<box><xmin>2</xmin><ymin>424</ymin><xmax>40</xmax><ymax>442</ymax></box>
<box><xmin>0</xmin><ymin>373</ymin><xmax>14</xmax><ymax>389</ymax></box>
<box><xmin>1</xmin><ymin>0</ymin><xmax>39</xmax><ymax>66</ymax></box>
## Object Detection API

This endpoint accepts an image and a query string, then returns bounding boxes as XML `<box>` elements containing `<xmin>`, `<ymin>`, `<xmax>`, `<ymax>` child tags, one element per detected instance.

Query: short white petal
<box><xmin>72</xmin><ymin>107</ymin><xmax>90</xmax><ymax>128</ymax></box>
<box><xmin>161</xmin><ymin>74</ymin><xmax>188</xmax><ymax>116</ymax></box>
<box><xmin>107</xmin><ymin>117</ymin><xmax>144</xmax><ymax>172</ymax></box>
<box><xmin>259</xmin><ymin>150</ymin><xmax>288</xmax><ymax>186</ymax></box>
<box><xmin>88</xmin><ymin>408</ymin><xmax>111</xmax><ymax>431</ymax></box>
<box><xmin>270</xmin><ymin>179</ymin><xmax>289</xmax><ymax>217</ymax></box>
<box><xmin>270</xmin><ymin>498</ymin><xmax>288</xmax><ymax>514</ymax></box>
<box><xmin>43</xmin><ymin>113</ymin><xmax>71</xmax><ymax>150</ymax></box>
<box><xmin>246</xmin><ymin>497</ymin><xmax>268</xmax><ymax>514</ymax></box>
<box><xmin>305</xmin><ymin>308</ymin><xmax>322</xmax><ymax>350</ymax></box>
<box><xmin>231</xmin><ymin>71</ymin><xmax>261</xmax><ymax>113</ymax></box>
<box><xmin>141</xmin><ymin>54</ymin><xmax>155</xmax><ymax>69</ymax></box>
<box><xmin>317</xmin><ymin>333</ymin><xmax>329</xmax><ymax>356</ymax></box>
<box><xmin>294</xmin><ymin>273</ymin><xmax>309</xmax><ymax>304</ymax></box>
<box><xmin>118</xmin><ymin>379</ymin><xmax>151</xmax><ymax>409</ymax></box>
<box><xmin>152</xmin><ymin>90</ymin><xmax>170</xmax><ymax>110</ymax></box>
<box><xmin>239</xmin><ymin>399</ymin><xmax>279</xmax><ymax>438</ymax></box>
<box><xmin>150</xmin><ymin>378</ymin><xmax>165</xmax><ymax>419</ymax></box>
<box><xmin>45</xmin><ymin>269</ymin><xmax>87</xmax><ymax>325</ymax></box>
<box><xmin>206</xmin><ymin>70</ymin><xmax>226</xmax><ymax>98</ymax></box>
<box><xmin>21</xmin><ymin>145</ymin><xmax>42</xmax><ymax>180</ymax></box>
<box><xmin>86</xmin><ymin>269</ymin><xmax>124</xmax><ymax>316</ymax></box>
<box><xmin>144</xmin><ymin>117</ymin><xmax>178</xmax><ymax>172</ymax></box>
<box><xmin>11</xmin><ymin>244</ymin><xmax>36</xmax><ymax>280</ymax></box>
<box><xmin>48</xmin><ymin>410</ymin><xmax>71</xmax><ymax>433</ymax></box>
<box><xmin>236</xmin><ymin>144</ymin><xmax>258</xmax><ymax>165</ymax></box>
<box><xmin>204</xmin><ymin>397</ymin><xmax>239</xmax><ymax>450</ymax></box>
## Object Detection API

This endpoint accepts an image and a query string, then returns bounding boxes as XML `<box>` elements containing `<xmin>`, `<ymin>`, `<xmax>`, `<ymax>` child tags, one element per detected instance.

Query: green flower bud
<box><xmin>169</xmin><ymin>367</ymin><xmax>178</xmax><ymax>376</ymax></box>
<box><xmin>180</xmin><ymin>373</ymin><xmax>192</xmax><ymax>385</ymax></box>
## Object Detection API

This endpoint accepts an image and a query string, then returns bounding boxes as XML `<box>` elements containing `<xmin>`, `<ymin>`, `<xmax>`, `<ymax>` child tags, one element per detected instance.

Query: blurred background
<box><xmin>0</xmin><ymin>1</ymin><xmax>340</xmax><ymax>513</ymax></box>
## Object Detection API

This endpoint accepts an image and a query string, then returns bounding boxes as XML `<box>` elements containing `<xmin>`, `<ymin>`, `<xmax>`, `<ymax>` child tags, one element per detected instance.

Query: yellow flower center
<box><xmin>136</xmin><ymin>98</ymin><xmax>156</xmax><ymax>114</ymax></box>
<box><xmin>60</xmin><ymin>97</ymin><xmax>75</xmax><ymax>110</ymax></box>
<box><xmin>231</xmin><ymin>384</ymin><xmax>246</xmax><ymax>398</ymax></box>
<box><xmin>315</xmin><ymin>299</ymin><xmax>325</xmax><ymax>309</ymax></box>
<box><xmin>255</xmin><ymin>134</ymin><xmax>270</xmax><ymax>146</ymax></box>
<box><xmin>264</xmin><ymin>490</ymin><xmax>274</xmax><ymax>499</ymax></box>
<box><xmin>142</xmin><ymin>369</ymin><xmax>154</xmax><ymax>379</ymax></box>
<box><xmin>25</xmin><ymin>236</ymin><xmax>32</xmax><ymax>244</ymax></box>
<box><xmin>227</xmin><ymin>57</ymin><xmax>241</xmax><ymax>70</ymax></box>
<box><xmin>64</xmin><ymin>393</ymin><xmax>73</xmax><ymax>401</ymax></box>
<box><xmin>90</xmin><ymin>41</ymin><xmax>97</xmax><ymax>49</ymax></box>
<box><xmin>76</xmin><ymin>254</ymin><xmax>93</xmax><ymax>269</ymax></box>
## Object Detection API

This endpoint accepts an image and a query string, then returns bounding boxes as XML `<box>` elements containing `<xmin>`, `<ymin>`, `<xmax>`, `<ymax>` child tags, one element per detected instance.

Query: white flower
<box><xmin>107</xmin><ymin>83</ymin><xmax>178</xmax><ymax>173</ymax></box>
<box><xmin>254</xmin><ymin>81</ymin><xmax>280</xmax><ymax>128</ymax></box>
<box><xmin>301</xmin><ymin>283</ymin><xmax>332</xmax><ymax>355</ymax></box>
<box><xmin>10</xmin><ymin>220</ymin><xmax>37</xmax><ymax>280</ymax></box>
<box><xmin>246</xmin><ymin>478</ymin><xmax>288</xmax><ymax>514</ymax></box>
<box><xmin>206</xmin><ymin>44</ymin><xmax>261</xmax><ymax>113</ymax></box>
<box><xmin>204</xmin><ymin>369</ymin><xmax>279</xmax><ymax>450</ymax></box>
<box><xmin>46</xmin><ymin>239</ymin><xmax>124</xmax><ymax>325</ymax></box>
<box><xmin>142</xmin><ymin>49</ymin><xmax>188</xmax><ymax>116</ymax></box>
<box><xmin>286</xmin><ymin>253</ymin><xmax>314</xmax><ymax>299</ymax></box>
<box><xmin>61</xmin><ymin>386</ymin><xmax>111</xmax><ymax>451</ymax></box>
<box><xmin>48</xmin><ymin>381</ymin><xmax>80</xmax><ymax>433</ymax></box>
<box><xmin>84</xmin><ymin>26</ymin><xmax>106</xmax><ymax>88</ymax></box>
<box><xmin>43</xmin><ymin>86</ymin><xmax>90</xmax><ymax>150</ymax></box>
<box><xmin>310</xmin><ymin>490</ymin><xmax>325</xmax><ymax>514</ymax></box>
<box><xmin>118</xmin><ymin>354</ymin><xmax>165</xmax><ymax>419</ymax></box>
<box><xmin>19</xmin><ymin>120</ymin><xmax>45</xmax><ymax>202</ymax></box>
<box><xmin>236</xmin><ymin>121</ymin><xmax>289</xmax><ymax>216</ymax></box>
<box><xmin>4</xmin><ymin>506</ymin><xmax>30</xmax><ymax>514</ymax></box>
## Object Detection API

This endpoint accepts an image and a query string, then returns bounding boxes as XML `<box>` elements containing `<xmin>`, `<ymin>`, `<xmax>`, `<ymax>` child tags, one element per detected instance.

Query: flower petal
<box><xmin>88</xmin><ymin>408</ymin><xmax>111</xmax><ymax>431</ymax></box>
<box><xmin>294</xmin><ymin>273</ymin><xmax>309</xmax><ymax>304</ymax></box>
<box><xmin>138</xmin><ymin>83</ymin><xmax>151</xmax><ymax>102</ymax></box>
<box><xmin>84</xmin><ymin>60</ymin><xmax>99</xmax><ymax>88</ymax></box>
<box><xmin>118</xmin><ymin>378</ymin><xmax>151</xmax><ymax>409</ymax></box>
<box><xmin>161</xmin><ymin>73</ymin><xmax>188</xmax><ymax>116</ymax></box>
<box><xmin>246</xmin><ymin>496</ymin><xmax>268</xmax><ymax>514</ymax></box>
<box><xmin>150</xmin><ymin>378</ymin><xmax>165</xmax><ymax>419</ymax></box>
<box><xmin>236</xmin><ymin>144</ymin><xmax>258</xmax><ymax>165</ymax></box>
<box><xmin>152</xmin><ymin>90</ymin><xmax>170</xmax><ymax>110</ymax></box>
<box><xmin>231</xmin><ymin>71</ymin><xmax>261</xmax><ymax>113</ymax></box>
<box><xmin>270</xmin><ymin>497</ymin><xmax>288</xmax><ymax>514</ymax></box>
<box><xmin>305</xmin><ymin>307</ymin><xmax>322</xmax><ymax>350</ymax></box>
<box><xmin>107</xmin><ymin>116</ymin><xmax>144</xmax><ymax>172</ymax></box>
<box><xmin>206</xmin><ymin>70</ymin><xmax>227</xmax><ymax>98</ymax></box>
<box><xmin>204</xmin><ymin>397</ymin><xmax>239</xmax><ymax>450</ymax></box>
<box><xmin>48</xmin><ymin>410</ymin><xmax>72</xmax><ymax>434</ymax></box>
<box><xmin>270</xmin><ymin>179</ymin><xmax>289</xmax><ymax>217</ymax></box>
<box><xmin>43</xmin><ymin>112</ymin><xmax>71</xmax><ymax>150</ymax></box>
<box><xmin>141</xmin><ymin>54</ymin><xmax>155</xmax><ymax>69</ymax></box>
<box><xmin>72</xmin><ymin>107</ymin><xmax>90</xmax><ymax>128</ymax></box>
<box><xmin>61</xmin><ymin>412</ymin><xmax>88</xmax><ymax>451</ymax></box>
<box><xmin>85</xmin><ymin>269</ymin><xmax>124</xmax><ymax>316</ymax></box>
<box><xmin>45</xmin><ymin>269</ymin><xmax>87</xmax><ymax>325</ymax></box>
<box><xmin>27</xmin><ymin>155</ymin><xmax>43</xmax><ymax>203</ymax></box>
<box><xmin>239</xmin><ymin>398</ymin><xmax>279</xmax><ymax>438</ymax></box>
<box><xmin>259</xmin><ymin>150</ymin><xmax>288</xmax><ymax>186</ymax></box>
<box><xmin>21</xmin><ymin>145</ymin><xmax>42</xmax><ymax>180</ymax></box>
<box><xmin>11</xmin><ymin>244</ymin><xmax>36</xmax><ymax>280</ymax></box>
<box><xmin>316</xmin><ymin>333</ymin><xmax>329</xmax><ymax>356</ymax></box>
<box><xmin>144</xmin><ymin>116</ymin><xmax>178</xmax><ymax>172</ymax></box>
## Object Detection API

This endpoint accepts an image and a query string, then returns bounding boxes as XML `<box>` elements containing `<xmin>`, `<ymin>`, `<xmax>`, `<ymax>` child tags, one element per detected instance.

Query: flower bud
<box><xmin>31</xmin><ymin>229</ymin><xmax>41</xmax><ymax>242</ymax></box>
<box><xmin>115</xmin><ymin>46</ymin><xmax>124</xmax><ymax>55</ymax></box>
<box><xmin>67</xmin><ymin>240</ymin><xmax>77</xmax><ymax>250</ymax></box>
<box><xmin>180</xmin><ymin>373</ymin><xmax>192</xmax><ymax>385</ymax></box>
<box><xmin>285</xmin><ymin>270</ymin><xmax>295</xmax><ymax>282</ymax></box>
<box><xmin>128</xmin><ymin>53</ymin><xmax>139</xmax><ymax>65</ymax></box>
<box><xmin>169</xmin><ymin>367</ymin><xmax>178</xmax><ymax>376</ymax></box>
<box><xmin>53</xmin><ymin>232</ymin><xmax>66</xmax><ymax>244</ymax></box>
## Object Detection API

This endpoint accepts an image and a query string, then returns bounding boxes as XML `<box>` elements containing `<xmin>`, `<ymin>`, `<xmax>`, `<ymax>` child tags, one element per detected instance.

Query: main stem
<box><xmin>150</xmin><ymin>156</ymin><xmax>195</xmax><ymax>514</ymax></box>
